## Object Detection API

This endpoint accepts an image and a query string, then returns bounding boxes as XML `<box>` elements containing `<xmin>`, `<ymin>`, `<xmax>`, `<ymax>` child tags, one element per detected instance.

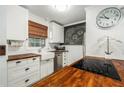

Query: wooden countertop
<box><xmin>8</xmin><ymin>53</ymin><xmax>41</xmax><ymax>61</ymax></box>
<box><xmin>32</xmin><ymin>59</ymin><xmax>124</xmax><ymax>87</ymax></box>
<box><xmin>49</xmin><ymin>50</ymin><xmax>68</xmax><ymax>52</ymax></box>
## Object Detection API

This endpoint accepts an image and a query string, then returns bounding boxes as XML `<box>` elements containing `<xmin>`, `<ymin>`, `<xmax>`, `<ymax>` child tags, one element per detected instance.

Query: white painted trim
<box><xmin>64</xmin><ymin>20</ymin><xmax>86</xmax><ymax>27</ymax></box>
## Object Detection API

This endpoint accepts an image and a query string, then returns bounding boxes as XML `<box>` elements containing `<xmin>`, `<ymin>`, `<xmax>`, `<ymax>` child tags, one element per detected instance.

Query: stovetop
<box><xmin>72</xmin><ymin>59</ymin><xmax>121</xmax><ymax>81</ymax></box>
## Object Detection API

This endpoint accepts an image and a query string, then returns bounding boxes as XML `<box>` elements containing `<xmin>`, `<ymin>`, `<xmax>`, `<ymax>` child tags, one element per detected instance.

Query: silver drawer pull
<box><xmin>25</xmin><ymin>79</ymin><xmax>30</xmax><ymax>83</ymax></box>
<box><xmin>25</xmin><ymin>68</ymin><xmax>30</xmax><ymax>71</ymax></box>
<box><xmin>16</xmin><ymin>61</ymin><xmax>21</xmax><ymax>64</ymax></box>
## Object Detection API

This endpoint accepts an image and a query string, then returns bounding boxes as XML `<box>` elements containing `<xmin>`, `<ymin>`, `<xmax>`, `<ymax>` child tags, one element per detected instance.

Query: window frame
<box><xmin>28</xmin><ymin>37</ymin><xmax>45</xmax><ymax>48</ymax></box>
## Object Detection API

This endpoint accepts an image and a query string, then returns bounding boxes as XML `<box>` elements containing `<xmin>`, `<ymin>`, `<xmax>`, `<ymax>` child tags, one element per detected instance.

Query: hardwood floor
<box><xmin>113</xmin><ymin>60</ymin><xmax>124</xmax><ymax>81</ymax></box>
<box><xmin>32</xmin><ymin>58</ymin><xmax>124</xmax><ymax>87</ymax></box>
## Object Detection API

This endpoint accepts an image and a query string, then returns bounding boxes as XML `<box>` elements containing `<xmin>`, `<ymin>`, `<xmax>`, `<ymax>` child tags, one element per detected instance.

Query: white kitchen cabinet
<box><xmin>8</xmin><ymin>72</ymin><xmax>40</xmax><ymax>87</ymax></box>
<box><xmin>0</xmin><ymin>6</ymin><xmax>6</xmax><ymax>45</ymax></box>
<box><xmin>65</xmin><ymin>45</ymin><xmax>83</xmax><ymax>65</ymax></box>
<box><xmin>40</xmin><ymin>59</ymin><xmax>54</xmax><ymax>79</ymax></box>
<box><xmin>6</xmin><ymin>6</ymin><xmax>28</xmax><ymax>40</ymax></box>
<box><xmin>0</xmin><ymin>6</ymin><xmax>7</xmax><ymax>87</ymax></box>
<box><xmin>62</xmin><ymin>52</ymin><xmax>69</xmax><ymax>67</ymax></box>
<box><xmin>7</xmin><ymin>57</ymin><xmax>40</xmax><ymax>87</ymax></box>
<box><xmin>0</xmin><ymin>56</ymin><xmax>7</xmax><ymax>87</ymax></box>
<box><xmin>49</xmin><ymin>22</ymin><xmax>64</xmax><ymax>43</ymax></box>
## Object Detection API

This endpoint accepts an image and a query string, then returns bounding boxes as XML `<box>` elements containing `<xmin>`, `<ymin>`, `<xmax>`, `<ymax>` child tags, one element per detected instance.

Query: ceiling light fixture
<box><xmin>53</xmin><ymin>5</ymin><xmax>70</xmax><ymax>11</ymax></box>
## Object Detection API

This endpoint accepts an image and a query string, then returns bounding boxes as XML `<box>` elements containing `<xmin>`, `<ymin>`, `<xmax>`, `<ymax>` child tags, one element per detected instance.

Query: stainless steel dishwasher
<box><xmin>54</xmin><ymin>52</ymin><xmax>63</xmax><ymax>71</ymax></box>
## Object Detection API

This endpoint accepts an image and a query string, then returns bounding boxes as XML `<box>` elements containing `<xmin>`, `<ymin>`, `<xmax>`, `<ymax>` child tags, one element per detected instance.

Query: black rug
<box><xmin>72</xmin><ymin>59</ymin><xmax>121</xmax><ymax>81</ymax></box>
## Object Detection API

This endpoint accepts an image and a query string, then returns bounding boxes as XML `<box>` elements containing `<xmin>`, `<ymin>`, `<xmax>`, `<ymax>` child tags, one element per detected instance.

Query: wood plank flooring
<box><xmin>32</xmin><ymin>58</ymin><xmax>124</xmax><ymax>87</ymax></box>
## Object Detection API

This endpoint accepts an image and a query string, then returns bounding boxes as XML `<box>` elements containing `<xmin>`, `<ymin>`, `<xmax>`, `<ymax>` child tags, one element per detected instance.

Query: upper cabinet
<box><xmin>6</xmin><ymin>6</ymin><xmax>28</xmax><ymax>40</ymax></box>
<box><xmin>49</xmin><ymin>22</ymin><xmax>64</xmax><ymax>43</ymax></box>
<box><xmin>28</xmin><ymin>20</ymin><xmax>48</xmax><ymax>38</ymax></box>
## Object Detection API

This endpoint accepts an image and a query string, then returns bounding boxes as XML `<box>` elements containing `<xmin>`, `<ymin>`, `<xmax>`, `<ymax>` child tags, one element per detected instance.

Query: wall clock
<box><xmin>96</xmin><ymin>7</ymin><xmax>121</xmax><ymax>28</ymax></box>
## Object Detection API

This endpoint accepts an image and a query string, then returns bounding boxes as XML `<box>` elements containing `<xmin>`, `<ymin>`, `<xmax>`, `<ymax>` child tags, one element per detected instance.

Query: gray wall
<box><xmin>64</xmin><ymin>23</ymin><xmax>85</xmax><ymax>45</ymax></box>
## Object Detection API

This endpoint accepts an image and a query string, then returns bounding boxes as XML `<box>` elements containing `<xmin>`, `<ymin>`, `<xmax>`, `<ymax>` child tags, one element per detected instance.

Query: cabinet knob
<box><xmin>25</xmin><ymin>79</ymin><xmax>30</xmax><ymax>83</ymax></box>
<box><xmin>16</xmin><ymin>61</ymin><xmax>21</xmax><ymax>64</ymax></box>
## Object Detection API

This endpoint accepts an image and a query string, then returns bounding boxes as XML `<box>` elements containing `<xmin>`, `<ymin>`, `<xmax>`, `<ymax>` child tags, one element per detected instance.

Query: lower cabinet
<box><xmin>40</xmin><ymin>59</ymin><xmax>54</xmax><ymax>79</ymax></box>
<box><xmin>8</xmin><ymin>72</ymin><xmax>40</xmax><ymax>87</ymax></box>
<box><xmin>0</xmin><ymin>56</ymin><xmax>7</xmax><ymax>87</ymax></box>
<box><xmin>62</xmin><ymin>52</ymin><xmax>68</xmax><ymax>67</ymax></box>
<box><xmin>7</xmin><ymin>57</ymin><xmax>54</xmax><ymax>87</ymax></box>
<box><xmin>7</xmin><ymin>57</ymin><xmax>40</xmax><ymax>87</ymax></box>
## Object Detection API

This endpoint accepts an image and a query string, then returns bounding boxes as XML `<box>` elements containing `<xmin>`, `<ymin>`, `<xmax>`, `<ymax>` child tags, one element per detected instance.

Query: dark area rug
<box><xmin>72</xmin><ymin>59</ymin><xmax>121</xmax><ymax>81</ymax></box>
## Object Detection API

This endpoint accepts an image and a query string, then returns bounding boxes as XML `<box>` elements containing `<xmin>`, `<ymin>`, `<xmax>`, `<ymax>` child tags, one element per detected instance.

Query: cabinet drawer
<box><xmin>8</xmin><ymin>72</ymin><xmax>40</xmax><ymax>87</ymax></box>
<box><xmin>8</xmin><ymin>76</ymin><xmax>27</xmax><ymax>87</ymax></box>
<box><xmin>8</xmin><ymin>65</ymin><xmax>40</xmax><ymax>81</ymax></box>
<box><xmin>8</xmin><ymin>59</ymin><xmax>27</xmax><ymax>69</ymax></box>
<box><xmin>25</xmin><ymin>65</ymin><xmax>40</xmax><ymax>75</ymax></box>
<box><xmin>25</xmin><ymin>72</ymin><xmax>40</xmax><ymax>86</ymax></box>
<box><xmin>8</xmin><ymin>66</ymin><xmax>27</xmax><ymax>81</ymax></box>
<box><xmin>27</xmin><ymin>57</ymin><xmax>40</xmax><ymax>66</ymax></box>
<box><xmin>8</xmin><ymin>80</ymin><xmax>26</xmax><ymax>87</ymax></box>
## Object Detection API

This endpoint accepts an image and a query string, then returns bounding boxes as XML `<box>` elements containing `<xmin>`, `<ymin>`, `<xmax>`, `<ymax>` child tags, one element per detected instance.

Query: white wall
<box><xmin>0</xmin><ymin>6</ymin><xmax>6</xmax><ymax>45</ymax></box>
<box><xmin>0</xmin><ymin>6</ymin><xmax>7</xmax><ymax>87</ymax></box>
<box><xmin>8</xmin><ymin>11</ymin><xmax>51</xmax><ymax>55</ymax></box>
<box><xmin>85</xmin><ymin>6</ymin><xmax>124</xmax><ymax>60</ymax></box>
<box><xmin>7</xmin><ymin>6</ymin><xmax>84</xmax><ymax>64</ymax></box>
<box><xmin>64</xmin><ymin>21</ymin><xmax>85</xmax><ymax>64</ymax></box>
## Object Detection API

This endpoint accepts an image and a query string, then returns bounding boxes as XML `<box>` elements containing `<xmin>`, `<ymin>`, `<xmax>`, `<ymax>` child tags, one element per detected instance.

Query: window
<box><xmin>29</xmin><ymin>37</ymin><xmax>45</xmax><ymax>47</ymax></box>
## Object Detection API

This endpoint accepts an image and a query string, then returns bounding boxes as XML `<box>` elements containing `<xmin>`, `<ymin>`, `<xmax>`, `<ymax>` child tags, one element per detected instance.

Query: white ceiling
<box><xmin>24</xmin><ymin>5</ymin><xmax>87</xmax><ymax>25</ymax></box>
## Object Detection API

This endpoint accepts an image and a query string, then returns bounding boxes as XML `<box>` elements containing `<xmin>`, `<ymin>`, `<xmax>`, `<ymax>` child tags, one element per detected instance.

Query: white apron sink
<box><xmin>41</xmin><ymin>51</ymin><xmax>55</xmax><ymax>60</ymax></box>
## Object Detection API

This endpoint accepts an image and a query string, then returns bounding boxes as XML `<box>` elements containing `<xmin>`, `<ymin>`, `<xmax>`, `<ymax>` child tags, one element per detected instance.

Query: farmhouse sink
<box><xmin>41</xmin><ymin>51</ymin><xmax>55</xmax><ymax>60</ymax></box>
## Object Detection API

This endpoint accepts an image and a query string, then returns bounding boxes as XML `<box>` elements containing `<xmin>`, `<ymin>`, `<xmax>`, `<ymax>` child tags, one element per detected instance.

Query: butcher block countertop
<box><xmin>32</xmin><ymin>58</ymin><xmax>124</xmax><ymax>87</ymax></box>
<box><xmin>8</xmin><ymin>53</ymin><xmax>41</xmax><ymax>61</ymax></box>
<box><xmin>49</xmin><ymin>50</ymin><xmax>68</xmax><ymax>52</ymax></box>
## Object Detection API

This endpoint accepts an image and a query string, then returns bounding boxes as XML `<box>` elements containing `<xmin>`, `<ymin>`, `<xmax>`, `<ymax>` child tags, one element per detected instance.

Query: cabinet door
<box><xmin>46</xmin><ymin>59</ymin><xmax>54</xmax><ymax>75</ymax></box>
<box><xmin>59</xmin><ymin>26</ymin><xmax>64</xmax><ymax>43</ymax></box>
<box><xmin>6</xmin><ymin>6</ymin><xmax>28</xmax><ymax>40</ymax></box>
<box><xmin>55</xmin><ymin>23</ymin><xmax>62</xmax><ymax>43</ymax></box>
<box><xmin>0</xmin><ymin>56</ymin><xmax>7</xmax><ymax>87</ymax></box>
<box><xmin>63</xmin><ymin>52</ymin><xmax>68</xmax><ymax>67</ymax></box>
<box><xmin>49</xmin><ymin>22</ymin><xmax>64</xmax><ymax>43</ymax></box>
<box><xmin>51</xmin><ymin>23</ymin><xmax>59</xmax><ymax>43</ymax></box>
<box><xmin>40</xmin><ymin>59</ymin><xmax>54</xmax><ymax>79</ymax></box>
<box><xmin>49</xmin><ymin>59</ymin><xmax>54</xmax><ymax>74</ymax></box>
<box><xmin>40</xmin><ymin>61</ymin><xmax>46</xmax><ymax>78</ymax></box>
